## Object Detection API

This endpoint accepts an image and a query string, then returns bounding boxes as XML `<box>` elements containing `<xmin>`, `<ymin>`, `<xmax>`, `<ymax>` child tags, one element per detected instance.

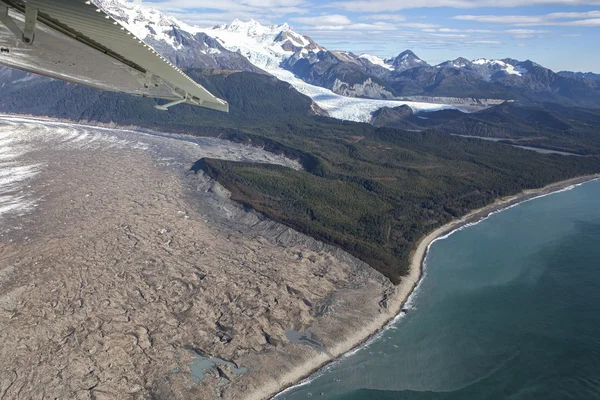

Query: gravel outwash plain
<box><xmin>0</xmin><ymin>116</ymin><xmax>396</xmax><ymax>400</ymax></box>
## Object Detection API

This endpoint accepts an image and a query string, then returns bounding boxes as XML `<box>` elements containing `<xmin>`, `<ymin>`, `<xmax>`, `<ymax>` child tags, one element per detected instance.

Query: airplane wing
<box><xmin>0</xmin><ymin>0</ymin><xmax>228</xmax><ymax>112</ymax></box>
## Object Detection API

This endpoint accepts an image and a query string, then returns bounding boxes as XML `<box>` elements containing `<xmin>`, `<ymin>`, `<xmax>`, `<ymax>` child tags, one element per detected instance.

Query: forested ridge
<box><xmin>373</xmin><ymin>102</ymin><xmax>600</xmax><ymax>156</ymax></box>
<box><xmin>199</xmin><ymin>128</ymin><xmax>600</xmax><ymax>283</ymax></box>
<box><xmin>1</xmin><ymin>69</ymin><xmax>600</xmax><ymax>283</ymax></box>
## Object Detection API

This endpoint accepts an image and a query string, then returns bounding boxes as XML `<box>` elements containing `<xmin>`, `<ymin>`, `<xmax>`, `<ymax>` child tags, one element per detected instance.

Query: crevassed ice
<box><xmin>268</xmin><ymin>69</ymin><xmax>455</xmax><ymax>123</ymax></box>
<box><xmin>0</xmin><ymin>116</ymin><xmax>149</xmax><ymax>221</ymax></box>
<box><xmin>0</xmin><ymin>128</ymin><xmax>40</xmax><ymax>219</ymax></box>
<box><xmin>0</xmin><ymin>114</ymin><xmax>305</xmax><ymax>222</ymax></box>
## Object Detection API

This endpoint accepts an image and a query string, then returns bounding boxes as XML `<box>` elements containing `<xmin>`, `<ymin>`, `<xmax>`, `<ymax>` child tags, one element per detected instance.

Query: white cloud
<box><xmin>303</xmin><ymin>22</ymin><xmax>399</xmax><ymax>31</ymax></box>
<box><xmin>131</xmin><ymin>0</ymin><xmax>308</xmax><ymax>27</ymax></box>
<box><xmin>505</xmin><ymin>29</ymin><xmax>551</xmax><ymax>33</ymax></box>
<box><xmin>454</xmin><ymin>15</ymin><xmax>552</xmax><ymax>25</ymax></box>
<box><xmin>468</xmin><ymin>40</ymin><xmax>501</xmax><ymax>44</ymax></box>
<box><xmin>363</xmin><ymin>14</ymin><xmax>406</xmax><ymax>21</ymax></box>
<box><xmin>454</xmin><ymin>11</ymin><xmax>600</xmax><ymax>26</ymax></box>
<box><xmin>504</xmin><ymin>28</ymin><xmax>551</xmax><ymax>38</ymax></box>
<box><xmin>291</xmin><ymin>14</ymin><xmax>401</xmax><ymax>30</ymax></box>
<box><xmin>429</xmin><ymin>33</ymin><xmax>468</xmax><ymax>37</ymax></box>
<box><xmin>563</xmin><ymin>17</ymin><xmax>600</xmax><ymax>26</ymax></box>
<box><xmin>328</xmin><ymin>0</ymin><xmax>600</xmax><ymax>13</ymax></box>
<box><xmin>292</xmin><ymin>14</ymin><xmax>352</xmax><ymax>25</ymax></box>
<box><xmin>424</xmin><ymin>27</ymin><xmax>493</xmax><ymax>33</ymax></box>
<box><xmin>240</xmin><ymin>0</ymin><xmax>307</xmax><ymax>6</ymax></box>
<box><xmin>144</xmin><ymin>0</ymin><xmax>306</xmax><ymax>11</ymax></box>
<box><xmin>400</xmin><ymin>22</ymin><xmax>440</xmax><ymax>29</ymax></box>
<box><xmin>544</xmin><ymin>10</ymin><xmax>600</xmax><ymax>18</ymax></box>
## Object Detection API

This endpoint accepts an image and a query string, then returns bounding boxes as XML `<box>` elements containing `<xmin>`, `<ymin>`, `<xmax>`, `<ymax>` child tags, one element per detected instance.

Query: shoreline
<box><xmin>266</xmin><ymin>173</ymin><xmax>600</xmax><ymax>400</ymax></box>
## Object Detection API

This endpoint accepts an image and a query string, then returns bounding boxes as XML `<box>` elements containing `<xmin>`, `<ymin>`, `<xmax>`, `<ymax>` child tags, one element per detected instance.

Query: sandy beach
<box><xmin>267</xmin><ymin>173</ymin><xmax>600</xmax><ymax>400</ymax></box>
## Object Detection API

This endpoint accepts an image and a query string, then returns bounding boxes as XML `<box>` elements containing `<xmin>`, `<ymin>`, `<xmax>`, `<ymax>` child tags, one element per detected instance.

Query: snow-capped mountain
<box><xmin>92</xmin><ymin>0</ymin><xmax>600</xmax><ymax>108</ymax></box>
<box><xmin>437</xmin><ymin>57</ymin><xmax>471</xmax><ymax>69</ymax></box>
<box><xmin>436</xmin><ymin>58</ymin><xmax>529</xmax><ymax>81</ymax></box>
<box><xmin>357</xmin><ymin>50</ymin><xmax>428</xmax><ymax>73</ymax></box>
<box><xmin>207</xmin><ymin>19</ymin><xmax>323</xmax><ymax>70</ymax></box>
<box><xmin>95</xmin><ymin>0</ymin><xmax>318</xmax><ymax>72</ymax></box>
<box><xmin>472</xmin><ymin>58</ymin><xmax>527</xmax><ymax>77</ymax></box>
<box><xmin>93</xmin><ymin>0</ymin><xmax>410</xmax><ymax>102</ymax></box>
<box><xmin>389</xmin><ymin>50</ymin><xmax>429</xmax><ymax>72</ymax></box>
<box><xmin>93</xmin><ymin>0</ymin><xmax>266</xmax><ymax>73</ymax></box>
<box><xmin>358</xmin><ymin>54</ymin><xmax>393</xmax><ymax>71</ymax></box>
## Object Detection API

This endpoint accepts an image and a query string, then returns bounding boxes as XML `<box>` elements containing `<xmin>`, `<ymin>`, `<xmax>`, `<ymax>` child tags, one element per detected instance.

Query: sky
<box><xmin>133</xmin><ymin>0</ymin><xmax>600</xmax><ymax>72</ymax></box>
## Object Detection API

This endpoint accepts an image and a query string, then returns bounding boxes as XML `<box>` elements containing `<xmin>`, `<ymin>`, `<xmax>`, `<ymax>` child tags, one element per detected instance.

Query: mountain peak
<box><xmin>519</xmin><ymin>59</ymin><xmax>540</xmax><ymax>70</ymax></box>
<box><xmin>437</xmin><ymin>57</ymin><xmax>471</xmax><ymax>69</ymax></box>
<box><xmin>246</xmin><ymin>18</ymin><xmax>261</xmax><ymax>26</ymax></box>
<box><xmin>502</xmin><ymin>58</ymin><xmax>520</xmax><ymax>66</ymax></box>
<box><xmin>213</xmin><ymin>18</ymin><xmax>269</xmax><ymax>34</ymax></box>
<box><xmin>277</xmin><ymin>22</ymin><xmax>291</xmax><ymax>31</ymax></box>
<box><xmin>453</xmin><ymin>57</ymin><xmax>471</xmax><ymax>65</ymax></box>
<box><xmin>95</xmin><ymin>0</ymin><xmax>183</xmax><ymax>41</ymax></box>
<box><xmin>392</xmin><ymin>49</ymin><xmax>427</xmax><ymax>71</ymax></box>
<box><xmin>398</xmin><ymin>49</ymin><xmax>418</xmax><ymax>59</ymax></box>
<box><xmin>213</xmin><ymin>19</ymin><xmax>299</xmax><ymax>40</ymax></box>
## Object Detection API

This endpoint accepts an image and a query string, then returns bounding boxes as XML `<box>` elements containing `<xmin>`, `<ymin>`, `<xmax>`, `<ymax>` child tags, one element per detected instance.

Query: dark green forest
<box><xmin>199</xmin><ymin>129</ymin><xmax>600</xmax><ymax>284</ymax></box>
<box><xmin>2</xmin><ymin>69</ymin><xmax>600</xmax><ymax>283</ymax></box>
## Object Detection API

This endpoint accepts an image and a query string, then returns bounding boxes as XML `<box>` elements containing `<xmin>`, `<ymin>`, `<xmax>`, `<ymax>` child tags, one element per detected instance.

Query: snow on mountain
<box><xmin>390</xmin><ymin>50</ymin><xmax>428</xmax><ymax>72</ymax></box>
<box><xmin>436</xmin><ymin>57</ymin><xmax>529</xmax><ymax>81</ymax></box>
<box><xmin>206</xmin><ymin>19</ymin><xmax>300</xmax><ymax>69</ymax></box>
<box><xmin>94</xmin><ymin>0</ymin><xmax>266</xmax><ymax>72</ymax></box>
<box><xmin>94</xmin><ymin>0</ymin><xmax>186</xmax><ymax>49</ymax></box>
<box><xmin>95</xmin><ymin>1</ymin><xmax>318</xmax><ymax>71</ymax></box>
<box><xmin>472</xmin><ymin>58</ymin><xmax>525</xmax><ymax>76</ymax></box>
<box><xmin>437</xmin><ymin>57</ymin><xmax>471</xmax><ymax>69</ymax></box>
<box><xmin>92</xmin><ymin>0</ymin><xmax>460</xmax><ymax>121</ymax></box>
<box><xmin>358</xmin><ymin>54</ymin><xmax>394</xmax><ymax>71</ymax></box>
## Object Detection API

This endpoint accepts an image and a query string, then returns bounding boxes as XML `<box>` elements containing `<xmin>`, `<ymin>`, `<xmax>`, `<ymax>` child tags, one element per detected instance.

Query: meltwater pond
<box><xmin>279</xmin><ymin>179</ymin><xmax>600</xmax><ymax>400</ymax></box>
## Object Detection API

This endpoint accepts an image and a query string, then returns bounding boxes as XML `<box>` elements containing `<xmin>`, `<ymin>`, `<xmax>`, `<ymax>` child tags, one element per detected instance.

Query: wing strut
<box><xmin>155</xmin><ymin>98</ymin><xmax>186</xmax><ymax>111</ymax></box>
<box><xmin>22</xmin><ymin>4</ymin><xmax>36</xmax><ymax>43</ymax></box>
<box><xmin>0</xmin><ymin>3</ymin><xmax>35</xmax><ymax>43</ymax></box>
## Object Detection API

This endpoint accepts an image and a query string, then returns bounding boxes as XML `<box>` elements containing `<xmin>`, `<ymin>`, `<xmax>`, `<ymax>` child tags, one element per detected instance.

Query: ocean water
<box><xmin>279</xmin><ymin>179</ymin><xmax>600</xmax><ymax>400</ymax></box>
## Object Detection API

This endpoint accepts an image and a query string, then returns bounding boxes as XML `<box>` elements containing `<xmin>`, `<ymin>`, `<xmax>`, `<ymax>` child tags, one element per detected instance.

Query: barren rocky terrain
<box><xmin>0</xmin><ymin>116</ymin><xmax>396</xmax><ymax>400</ymax></box>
